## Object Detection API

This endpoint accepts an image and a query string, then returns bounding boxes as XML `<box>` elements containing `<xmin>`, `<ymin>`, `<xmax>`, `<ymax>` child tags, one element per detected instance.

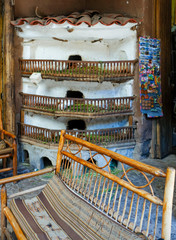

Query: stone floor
<box><xmin>0</xmin><ymin>154</ymin><xmax>175</xmax><ymax>239</ymax></box>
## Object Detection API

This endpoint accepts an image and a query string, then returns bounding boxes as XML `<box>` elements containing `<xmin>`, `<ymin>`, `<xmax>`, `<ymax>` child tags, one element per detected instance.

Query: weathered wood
<box><xmin>19</xmin><ymin>123</ymin><xmax>136</xmax><ymax>145</ymax></box>
<box><xmin>12</xmin><ymin>138</ymin><xmax>17</xmax><ymax>176</ymax></box>
<box><xmin>3</xmin><ymin>227</ymin><xmax>12</xmax><ymax>240</ymax></box>
<box><xmin>162</xmin><ymin>167</ymin><xmax>175</xmax><ymax>240</ymax></box>
<box><xmin>19</xmin><ymin>59</ymin><xmax>137</xmax><ymax>81</ymax></box>
<box><xmin>3</xmin><ymin>0</ymin><xmax>15</xmax><ymax>133</ymax></box>
<box><xmin>20</xmin><ymin>92</ymin><xmax>135</xmax><ymax>117</ymax></box>
<box><xmin>20</xmin><ymin>110</ymin><xmax>24</xmax><ymax>124</ymax></box>
<box><xmin>0</xmin><ymin>127</ymin><xmax>17</xmax><ymax>178</ymax></box>
<box><xmin>1</xmin><ymin>185</ymin><xmax>7</xmax><ymax>240</ymax></box>
<box><xmin>4</xmin><ymin>207</ymin><xmax>27</xmax><ymax>240</ymax></box>
<box><xmin>0</xmin><ymin>1</ymin><xmax>2</xmax><ymax>119</ymax></box>
<box><xmin>0</xmin><ymin>166</ymin><xmax>55</xmax><ymax>185</ymax></box>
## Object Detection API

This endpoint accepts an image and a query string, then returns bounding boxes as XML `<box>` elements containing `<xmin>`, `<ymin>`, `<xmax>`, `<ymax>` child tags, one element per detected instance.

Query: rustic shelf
<box><xmin>20</xmin><ymin>93</ymin><xmax>135</xmax><ymax>118</ymax></box>
<box><xmin>18</xmin><ymin>123</ymin><xmax>136</xmax><ymax>146</ymax></box>
<box><xmin>19</xmin><ymin>59</ymin><xmax>138</xmax><ymax>82</ymax></box>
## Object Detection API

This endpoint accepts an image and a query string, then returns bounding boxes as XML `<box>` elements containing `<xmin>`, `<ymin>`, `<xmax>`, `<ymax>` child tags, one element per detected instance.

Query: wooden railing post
<box><xmin>162</xmin><ymin>167</ymin><xmax>175</xmax><ymax>240</ymax></box>
<box><xmin>1</xmin><ymin>185</ymin><xmax>7</xmax><ymax>240</ymax></box>
<box><xmin>56</xmin><ymin>130</ymin><xmax>66</xmax><ymax>174</ymax></box>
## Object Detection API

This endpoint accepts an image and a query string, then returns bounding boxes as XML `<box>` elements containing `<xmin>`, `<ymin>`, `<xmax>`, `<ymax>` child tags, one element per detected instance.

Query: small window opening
<box><xmin>66</xmin><ymin>90</ymin><xmax>83</xmax><ymax>99</ymax></box>
<box><xmin>68</xmin><ymin>55</ymin><xmax>82</xmax><ymax>61</ymax></box>
<box><xmin>23</xmin><ymin>150</ymin><xmax>29</xmax><ymax>163</ymax></box>
<box><xmin>68</xmin><ymin>55</ymin><xmax>82</xmax><ymax>68</ymax></box>
<box><xmin>67</xmin><ymin>119</ymin><xmax>86</xmax><ymax>130</ymax></box>
<box><xmin>40</xmin><ymin>157</ymin><xmax>53</xmax><ymax>169</ymax></box>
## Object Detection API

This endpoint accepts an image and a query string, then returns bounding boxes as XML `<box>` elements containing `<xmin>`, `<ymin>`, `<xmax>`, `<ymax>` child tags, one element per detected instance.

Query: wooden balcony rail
<box><xmin>18</xmin><ymin>123</ymin><xmax>136</xmax><ymax>145</ymax></box>
<box><xmin>20</xmin><ymin>93</ymin><xmax>134</xmax><ymax>116</ymax></box>
<box><xmin>19</xmin><ymin>59</ymin><xmax>137</xmax><ymax>81</ymax></box>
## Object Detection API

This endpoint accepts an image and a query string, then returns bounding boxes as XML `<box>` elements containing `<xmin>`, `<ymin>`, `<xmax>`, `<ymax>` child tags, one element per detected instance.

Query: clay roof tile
<box><xmin>11</xmin><ymin>11</ymin><xmax>139</xmax><ymax>27</ymax></box>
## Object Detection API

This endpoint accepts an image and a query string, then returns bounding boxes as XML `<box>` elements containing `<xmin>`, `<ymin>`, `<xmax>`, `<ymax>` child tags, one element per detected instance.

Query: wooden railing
<box><xmin>19</xmin><ymin>59</ymin><xmax>137</xmax><ymax>81</ymax></box>
<box><xmin>20</xmin><ymin>93</ymin><xmax>134</xmax><ymax>117</ymax></box>
<box><xmin>18</xmin><ymin>123</ymin><xmax>136</xmax><ymax>145</ymax></box>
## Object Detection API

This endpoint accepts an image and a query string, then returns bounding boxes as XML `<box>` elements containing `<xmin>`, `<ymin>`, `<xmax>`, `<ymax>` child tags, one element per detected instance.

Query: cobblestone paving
<box><xmin>0</xmin><ymin>154</ymin><xmax>175</xmax><ymax>239</ymax></box>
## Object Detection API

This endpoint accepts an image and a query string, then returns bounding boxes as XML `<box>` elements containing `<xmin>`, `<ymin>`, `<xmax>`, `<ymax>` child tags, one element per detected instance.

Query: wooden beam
<box><xmin>3</xmin><ymin>0</ymin><xmax>15</xmax><ymax>133</ymax></box>
<box><xmin>0</xmin><ymin>1</ymin><xmax>3</xmax><ymax>123</ymax></box>
<box><xmin>0</xmin><ymin>166</ymin><xmax>55</xmax><ymax>185</ymax></box>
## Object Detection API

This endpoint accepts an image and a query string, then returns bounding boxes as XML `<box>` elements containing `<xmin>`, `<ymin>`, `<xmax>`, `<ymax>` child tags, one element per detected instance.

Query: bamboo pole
<box><xmin>4</xmin><ymin>207</ymin><xmax>27</xmax><ymax>240</ymax></box>
<box><xmin>56</xmin><ymin>130</ymin><xmax>66</xmax><ymax>174</ymax></box>
<box><xmin>62</xmin><ymin>150</ymin><xmax>163</xmax><ymax>205</ymax></box>
<box><xmin>162</xmin><ymin>167</ymin><xmax>175</xmax><ymax>240</ymax></box>
<box><xmin>1</xmin><ymin>185</ymin><xmax>7</xmax><ymax>240</ymax></box>
<box><xmin>63</xmin><ymin>133</ymin><xmax>166</xmax><ymax>177</ymax></box>
<box><xmin>0</xmin><ymin>167</ymin><xmax>55</xmax><ymax>185</ymax></box>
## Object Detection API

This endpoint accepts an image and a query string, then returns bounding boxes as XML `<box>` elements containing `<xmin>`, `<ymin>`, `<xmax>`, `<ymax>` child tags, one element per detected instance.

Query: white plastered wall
<box><xmin>16</xmin><ymin>21</ymin><xmax>137</xmax><ymax>130</ymax></box>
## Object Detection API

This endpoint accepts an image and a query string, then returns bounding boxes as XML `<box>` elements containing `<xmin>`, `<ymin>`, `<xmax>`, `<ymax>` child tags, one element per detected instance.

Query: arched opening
<box><xmin>67</xmin><ymin>119</ymin><xmax>86</xmax><ymax>130</ymax></box>
<box><xmin>66</xmin><ymin>90</ymin><xmax>83</xmax><ymax>99</ymax></box>
<box><xmin>40</xmin><ymin>157</ymin><xmax>53</xmax><ymax>169</ymax></box>
<box><xmin>23</xmin><ymin>150</ymin><xmax>29</xmax><ymax>163</ymax></box>
<box><xmin>68</xmin><ymin>55</ymin><xmax>82</xmax><ymax>61</ymax></box>
<box><xmin>68</xmin><ymin>55</ymin><xmax>82</xmax><ymax>69</ymax></box>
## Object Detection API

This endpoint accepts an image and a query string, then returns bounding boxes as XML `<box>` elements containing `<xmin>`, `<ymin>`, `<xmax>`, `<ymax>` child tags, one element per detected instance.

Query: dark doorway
<box><xmin>40</xmin><ymin>157</ymin><xmax>53</xmax><ymax>169</ymax></box>
<box><xmin>23</xmin><ymin>150</ymin><xmax>29</xmax><ymax>163</ymax></box>
<box><xmin>67</xmin><ymin>119</ymin><xmax>86</xmax><ymax>130</ymax></box>
<box><xmin>66</xmin><ymin>90</ymin><xmax>83</xmax><ymax>99</ymax></box>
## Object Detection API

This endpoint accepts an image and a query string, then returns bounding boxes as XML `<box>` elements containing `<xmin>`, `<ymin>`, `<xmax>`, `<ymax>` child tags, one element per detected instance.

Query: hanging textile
<box><xmin>139</xmin><ymin>37</ymin><xmax>163</xmax><ymax>118</ymax></box>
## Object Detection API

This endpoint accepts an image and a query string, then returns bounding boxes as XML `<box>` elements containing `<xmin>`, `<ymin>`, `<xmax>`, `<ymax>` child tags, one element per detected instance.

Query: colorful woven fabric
<box><xmin>10</xmin><ymin>175</ymin><xmax>141</xmax><ymax>240</ymax></box>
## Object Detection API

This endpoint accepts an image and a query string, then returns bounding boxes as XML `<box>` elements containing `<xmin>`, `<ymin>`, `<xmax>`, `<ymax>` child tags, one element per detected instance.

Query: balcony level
<box><xmin>19</xmin><ymin>59</ymin><xmax>137</xmax><ymax>82</ymax></box>
<box><xmin>20</xmin><ymin>93</ymin><xmax>135</xmax><ymax>118</ymax></box>
<box><xmin>18</xmin><ymin>123</ymin><xmax>136</xmax><ymax>148</ymax></box>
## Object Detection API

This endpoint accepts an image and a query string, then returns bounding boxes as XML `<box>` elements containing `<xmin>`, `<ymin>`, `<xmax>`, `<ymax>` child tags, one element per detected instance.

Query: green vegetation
<box><xmin>65</xmin><ymin>103</ymin><xmax>99</xmax><ymax>113</ymax></box>
<box><xmin>38</xmin><ymin>65</ymin><xmax>123</xmax><ymax>76</ymax></box>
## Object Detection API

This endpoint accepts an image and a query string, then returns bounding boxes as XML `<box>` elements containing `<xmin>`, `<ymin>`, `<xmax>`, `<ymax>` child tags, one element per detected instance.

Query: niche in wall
<box><xmin>67</xmin><ymin>119</ymin><xmax>86</xmax><ymax>130</ymax></box>
<box><xmin>66</xmin><ymin>90</ymin><xmax>84</xmax><ymax>98</ymax></box>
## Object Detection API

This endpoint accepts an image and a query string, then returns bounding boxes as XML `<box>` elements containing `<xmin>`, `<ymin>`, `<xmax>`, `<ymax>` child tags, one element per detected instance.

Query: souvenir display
<box><xmin>139</xmin><ymin>37</ymin><xmax>163</xmax><ymax>117</ymax></box>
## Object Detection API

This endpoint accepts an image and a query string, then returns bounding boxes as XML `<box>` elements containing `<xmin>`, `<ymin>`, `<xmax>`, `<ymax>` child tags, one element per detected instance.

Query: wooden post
<box><xmin>12</xmin><ymin>138</ymin><xmax>17</xmax><ymax>176</ymax></box>
<box><xmin>1</xmin><ymin>185</ymin><xmax>7</xmax><ymax>240</ymax></box>
<box><xmin>56</xmin><ymin>130</ymin><xmax>65</xmax><ymax>174</ymax></box>
<box><xmin>162</xmin><ymin>167</ymin><xmax>175</xmax><ymax>240</ymax></box>
<box><xmin>128</xmin><ymin>115</ymin><xmax>133</xmax><ymax>126</ymax></box>
<box><xmin>21</xmin><ymin>110</ymin><xmax>25</xmax><ymax>124</ymax></box>
<box><xmin>3</xmin><ymin>0</ymin><xmax>15</xmax><ymax>133</ymax></box>
<box><xmin>0</xmin><ymin>1</ymin><xmax>3</xmax><ymax>116</ymax></box>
